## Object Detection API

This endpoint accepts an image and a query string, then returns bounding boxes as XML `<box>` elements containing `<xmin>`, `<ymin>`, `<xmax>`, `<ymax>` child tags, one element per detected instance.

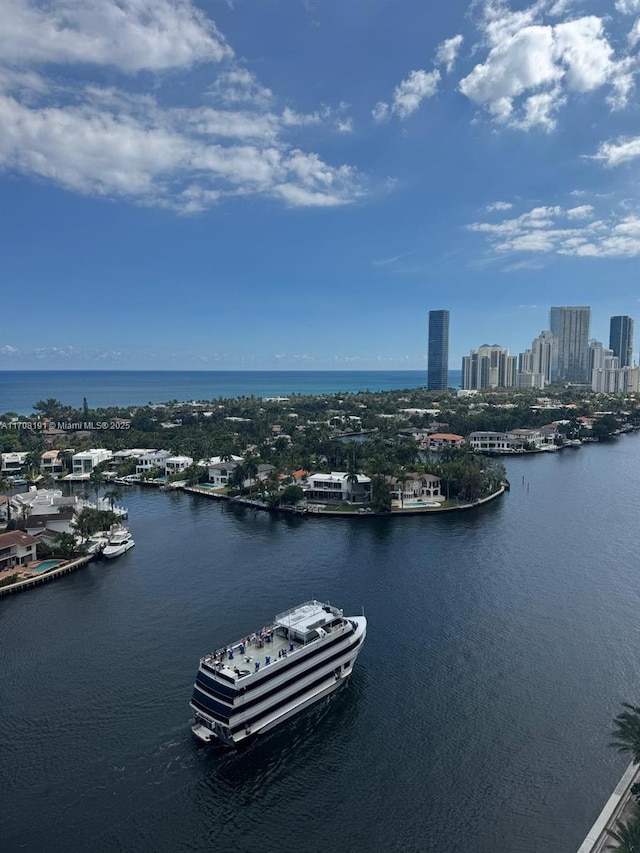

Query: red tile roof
<box><xmin>0</xmin><ymin>530</ymin><xmax>38</xmax><ymax>548</ymax></box>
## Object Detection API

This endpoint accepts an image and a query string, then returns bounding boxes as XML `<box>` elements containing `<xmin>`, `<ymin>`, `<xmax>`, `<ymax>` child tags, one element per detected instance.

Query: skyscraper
<box><xmin>462</xmin><ymin>345</ymin><xmax>516</xmax><ymax>390</ymax></box>
<box><xmin>549</xmin><ymin>306</ymin><xmax>591</xmax><ymax>382</ymax></box>
<box><xmin>609</xmin><ymin>315</ymin><xmax>634</xmax><ymax>367</ymax></box>
<box><xmin>427</xmin><ymin>310</ymin><xmax>449</xmax><ymax>390</ymax></box>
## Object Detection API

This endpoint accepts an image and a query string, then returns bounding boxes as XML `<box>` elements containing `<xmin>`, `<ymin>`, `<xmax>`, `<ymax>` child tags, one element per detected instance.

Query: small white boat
<box><xmin>102</xmin><ymin>528</ymin><xmax>135</xmax><ymax>559</ymax></box>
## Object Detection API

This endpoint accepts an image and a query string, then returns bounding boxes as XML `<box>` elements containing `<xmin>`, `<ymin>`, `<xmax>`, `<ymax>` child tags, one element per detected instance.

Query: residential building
<box><xmin>609</xmin><ymin>315</ymin><xmax>634</xmax><ymax>368</ymax></box>
<box><xmin>164</xmin><ymin>455</ymin><xmax>194</xmax><ymax>476</ymax></box>
<box><xmin>588</xmin><ymin>340</ymin><xmax>616</xmax><ymax>374</ymax></box>
<box><xmin>517</xmin><ymin>330</ymin><xmax>557</xmax><ymax>387</ymax></box>
<box><xmin>72</xmin><ymin>448</ymin><xmax>112</xmax><ymax>475</ymax></box>
<box><xmin>0</xmin><ymin>530</ymin><xmax>38</xmax><ymax>572</ymax></box>
<box><xmin>386</xmin><ymin>473</ymin><xmax>442</xmax><ymax>504</ymax></box>
<box><xmin>427</xmin><ymin>309</ymin><xmax>450</xmax><ymax>391</ymax></box>
<box><xmin>40</xmin><ymin>450</ymin><xmax>65</xmax><ymax>476</ymax></box>
<box><xmin>423</xmin><ymin>433</ymin><xmax>465</xmax><ymax>451</ymax></box>
<box><xmin>468</xmin><ymin>429</ymin><xmax>551</xmax><ymax>453</ymax></box>
<box><xmin>1</xmin><ymin>452</ymin><xmax>28</xmax><ymax>475</ymax></box>
<box><xmin>550</xmin><ymin>306</ymin><xmax>591</xmax><ymax>382</ymax></box>
<box><xmin>592</xmin><ymin>365</ymin><xmax>640</xmax><ymax>393</ymax></box>
<box><xmin>462</xmin><ymin>345</ymin><xmax>516</xmax><ymax>390</ymax></box>
<box><xmin>304</xmin><ymin>472</ymin><xmax>372</xmax><ymax>504</ymax></box>
<box><xmin>206</xmin><ymin>455</ymin><xmax>244</xmax><ymax>488</ymax></box>
<box><xmin>135</xmin><ymin>449</ymin><xmax>172</xmax><ymax>475</ymax></box>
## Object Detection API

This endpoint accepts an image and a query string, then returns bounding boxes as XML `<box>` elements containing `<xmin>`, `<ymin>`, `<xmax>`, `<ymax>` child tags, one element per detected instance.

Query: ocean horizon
<box><xmin>0</xmin><ymin>369</ymin><xmax>463</xmax><ymax>413</ymax></box>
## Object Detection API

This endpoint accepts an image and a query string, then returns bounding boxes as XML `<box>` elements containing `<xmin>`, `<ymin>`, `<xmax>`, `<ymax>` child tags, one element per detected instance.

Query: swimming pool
<box><xmin>401</xmin><ymin>501</ymin><xmax>441</xmax><ymax>509</ymax></box>
<box><xmin>31</xmin><ymin>560</ymin><xmax>63</xmax><ymax>573</ymax></box>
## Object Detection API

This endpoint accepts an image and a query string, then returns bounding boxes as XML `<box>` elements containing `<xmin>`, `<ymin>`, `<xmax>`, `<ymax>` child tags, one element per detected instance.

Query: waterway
<box><xmin>2</xmin><ymin>435</ymin><xmax>640</xmax><ymax>852</ymax></box>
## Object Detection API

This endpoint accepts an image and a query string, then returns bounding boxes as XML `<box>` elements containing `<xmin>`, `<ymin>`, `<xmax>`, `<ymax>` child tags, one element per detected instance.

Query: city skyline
<box><xmin>2</xmin><ymin>1</ymin><xmax>640</xmax><ymax>370</ymax></box>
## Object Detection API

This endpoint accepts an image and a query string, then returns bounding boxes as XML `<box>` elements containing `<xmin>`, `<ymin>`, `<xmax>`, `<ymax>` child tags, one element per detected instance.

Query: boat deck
<box><xmin>201</xmin><ymin>616</ymin><xmax>350</xmax><ymax>682</ymax></box>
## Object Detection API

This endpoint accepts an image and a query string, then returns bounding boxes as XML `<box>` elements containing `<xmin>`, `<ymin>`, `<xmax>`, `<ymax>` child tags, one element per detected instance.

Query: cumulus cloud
<box><xmin>616</xmin><ymin>0</ymin><xmax>640</xmax><ymax>13</ymax></box>
<box><xmin>487</xmin><ymin>201</ymin><xmax>513</xmax><ymax>211</ymax></box>
<box><xmin>592</xmin><ymin>136</ymin><xmax>640</xmax><ymax>166</ymax></box>
<box><xmin>373</xmin><ymin>69</ymin><xmax>440</xmax><ymax>122</ymax></box>
<box><xmin>0</xmin><ymin>0</ymin><xmax>362</xmax><ymax>210</ymax></box>
<box><xmin>468</xmin><ymin>202</ymin><xmax>640</xmax><ymax>257</ymax></box>
<box><xmin>1</xmin><ymin>0</ymin><xmax>232</xmax><ymax>72</ymax></box>
<box><xmin>459</xmin><ymin>1</ymin><xmax>638</xmax><ymax>130</ymax></box>
<box><xmin>436</xmin><ymin>35</ymin><xmax>464</xmax><ymax>73</ymax></box>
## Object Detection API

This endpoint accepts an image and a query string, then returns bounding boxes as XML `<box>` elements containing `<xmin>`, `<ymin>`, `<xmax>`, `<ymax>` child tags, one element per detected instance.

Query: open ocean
<box><xmin>0</xmin><ymin>370</ymin><xmax>462</xmax><ymax>413</ymax></box>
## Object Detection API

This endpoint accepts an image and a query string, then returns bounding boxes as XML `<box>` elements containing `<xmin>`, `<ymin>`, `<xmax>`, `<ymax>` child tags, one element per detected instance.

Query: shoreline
<box><xmin>182</xmin><ymin>483</ymin><xmax>506</xmax><ymax>517</ymax></box>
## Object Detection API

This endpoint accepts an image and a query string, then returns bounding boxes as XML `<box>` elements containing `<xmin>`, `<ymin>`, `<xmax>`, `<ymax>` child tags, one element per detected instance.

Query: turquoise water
<box><xmin>0</xmin><ymin>369</ymin><xmax>463</xmax><ymax>413</ymax></box>
<box><xmin>32</xmin><ymin>560</ymin><xmax>62</xmax><ymax>573</ymax></box>
<box><xmin>402</xmin><ymin>500</ymin><xmax>441</xmax><ymax>508</ymax></box>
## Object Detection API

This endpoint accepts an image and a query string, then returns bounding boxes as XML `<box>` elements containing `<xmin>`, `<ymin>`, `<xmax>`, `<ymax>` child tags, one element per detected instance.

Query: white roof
<box><xmin>275</xmin><ymin>601</ymin><xmax>339</xmax><ymax>635</ymax></box>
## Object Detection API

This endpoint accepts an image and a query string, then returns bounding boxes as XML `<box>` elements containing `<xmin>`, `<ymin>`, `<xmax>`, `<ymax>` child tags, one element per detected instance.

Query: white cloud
<box><xmin>208</xmin><ymin>68</ymin><xmax>272</xmax><ymax>107</ymax></box>
<box><xmin>487</xmin><ymin>201</ymin><xmax>513</xmax><ymax>211</ymax></box>
<box><xmin>592</xmin><ymin>136</ymin><xmax>640</xmax><ymax>166</ymax></box>
<box><xmin>566</xmin><ymin>204</ymin><xmax>594</xmax><ymax>218</ymax></box>
<box><xmin>0</xmin><ymin>1</ymin><xmax>362</xmax><ymax>211</ymax></box>
<box><xmin>436</xmin><ymin>35</ymin><xmax>464</xmax><ymax>74</ymax></box>
<box><xmin>459</xmin><ymin>3</ymin><xmax>637</xmax><ymax>130</ymax></box>
<box><xmin>0</xmin><ymin>93</ymin><xmax>362</xmax><ymax>209</ymax></box>
<box><xmin>1</xmin><ymin>0</ymin><xmax>232</xmax><ymax>72</ymax></box>
<box><xmin>392</xmin><ymin>69</ymin><xmax>440</xmax><ymax>118</ymax></box>
<box><xmin>372</xmin><ymin>101</ymin><xmax>390</xmax><ymax>122</ymax></box>
<box><xmin>468</xmin><ymin>202</ymin><xmax>640</xmax><ymax>258</ymax></box>
<box><xmin>374</xmin><ymin>69</ymin><xmax>441</xmax><ymax>122</ymax></box>
<box><xmin>616</xmin><ymin>0</ymin><xmax>640</xmax><ymax>13</ymax></box>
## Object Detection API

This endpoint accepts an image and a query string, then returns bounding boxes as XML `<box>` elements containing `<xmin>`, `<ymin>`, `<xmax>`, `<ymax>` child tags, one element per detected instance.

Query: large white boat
<box><xmin>102</xmin><ymin>528</ymin><xmax>135</xmax><ymax>559</ymax></box>
<box><xmin>190</xmin><ymin>600</ymin><xmax>366</xmax><ymax>747</ymax></box>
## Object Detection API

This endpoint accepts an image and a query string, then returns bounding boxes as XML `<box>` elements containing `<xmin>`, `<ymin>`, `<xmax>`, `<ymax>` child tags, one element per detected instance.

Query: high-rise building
<box><xmin>462</xmin><ymin>345</ymin><xmax>516</xmax><ymax>390</ymax></box>
<box><xmin>516</xmin><ymin>330</ymin><xmax>557</xmax><ymax>389</ymax></box>
<box><xmin>609</xmin><ymin>316</ymin><xmax>634</xmax><ymax>368</ymax></box>
<box><xmin>588</xmin><ymin>339</ymin><xmax>616</xmax><ymax>375</ymax></box>
<box><xmin>549</xmin><ymin>306</ymin><xmax>591</xmax><ymax>382</ymax></box>
<box><xmin>427</xmin><ymin>310</ymin><xmax>450</xmax><ymax>390</ymax></box>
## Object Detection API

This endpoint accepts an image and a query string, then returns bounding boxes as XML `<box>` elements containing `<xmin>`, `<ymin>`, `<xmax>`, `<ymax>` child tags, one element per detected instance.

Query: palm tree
<box><xmin>89</xmin><ymin>468</ymin><xmax>105</xmax><ymax>504</ymax></box>
<box><xmin>606</xmin><ymin>816</ymin><xmax>640</xmax><ymax>851</ymax></box>
<box><xmin>610</xmin><ymin>703</ymin><xmax>640</xmax><ymax>764</ymax></box>
<box><xmin>344</xmin><ymin>469</ymin><xmax>360</xmax><ymax>503</ymax></box>
<box><xmin>103</xmin><ymin>488</ymin><xmax>122</xmax><ymax>512</ymax></box>
<box><xmin>244</xmin><ymin>456</ymin><xmax>259</xmax><ymax>495</ymax></box>
<box><xmin>228</xmin><ymin>464</ymin><xmax>247</xmax><ymax>493</ymax></box>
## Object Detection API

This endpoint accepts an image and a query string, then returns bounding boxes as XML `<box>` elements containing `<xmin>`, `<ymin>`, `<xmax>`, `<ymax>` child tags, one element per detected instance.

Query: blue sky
<box><xmin>1</xmin><ymin>0</ymin><xmax>640</xmax><ymax>370</ymax></box>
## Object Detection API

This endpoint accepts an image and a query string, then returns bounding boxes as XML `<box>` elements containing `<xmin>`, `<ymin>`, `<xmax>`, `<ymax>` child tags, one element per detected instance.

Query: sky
<box><xmin>1</xmin><ymin>0</ymin><xmax>640</xmax><ymax>370</ymax></box>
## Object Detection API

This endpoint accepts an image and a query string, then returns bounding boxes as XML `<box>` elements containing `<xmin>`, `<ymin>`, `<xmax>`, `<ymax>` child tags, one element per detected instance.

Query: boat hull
<box><xmin>102</xmin><ymin>541</ymin><xmax>135</xmax><ymax>559</ymax></box>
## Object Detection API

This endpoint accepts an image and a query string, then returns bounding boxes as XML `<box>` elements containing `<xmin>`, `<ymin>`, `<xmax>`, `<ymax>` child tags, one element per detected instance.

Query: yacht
<box><xmin>102</xmin><ymin>528</ymin><xmax>135</xmax><ymax>559</ymax></box>
<box><xmin>190</xmin><ymin>600</ymin><xmax>366</xmax><ymax>747</ymax></box>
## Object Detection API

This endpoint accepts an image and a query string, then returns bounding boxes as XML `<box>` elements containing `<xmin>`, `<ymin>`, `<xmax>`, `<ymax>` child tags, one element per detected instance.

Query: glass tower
<box><xmin>549</xmin><ymin>306</ymin><xmax>591</xmax><ymax>382</ymax></box>
<box><xmin>428</xmin><ymin>310</ymin><xmax>450</xmax><ymax>390</ymax></box>
<box><xmin>609</xmin><ymin>315</ymin><xmax>634</xmax><ymax>368</ymax></box>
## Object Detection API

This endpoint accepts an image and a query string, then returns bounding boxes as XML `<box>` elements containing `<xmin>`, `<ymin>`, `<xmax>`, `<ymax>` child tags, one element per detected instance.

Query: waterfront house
<box><xmin>72</xmin><ymin>449</ymin><xmax>112</xmax><ymax>476</ymax></box>
<box><xmin>1</xmin><ymin>452</ymin><xmax>28</xmax><ymax>475</ymax></box>
<box><xmin>136</xmin><ymin>449</ymin><xmax>172</xmax><ymax>475</ymax></box>
<box><xmin>164</xmin><ymin>455</ymin><xmax>194</xmax><ymax>477</ymax></box>
<box><xmin>304</xmin><ymin>472</ymin><xmax>372</xmax><ymax>505</ymax></box>
<box><xmin>468</xmin><ymin>429</ymin><xmax>551</xmax><ymax>453</ymax></box>
<box><xmin>0</xmin><ymin>530</ymin><xmax>38</xmax><ymax>572</ymax></box>
<box><xmin>386</xmin><ymin>473</ymin><xmax>443</xmax><ymax>504</ymax></box>
<box><xmin>423</xmin><ymin>433</ymin><xmax>465</xmax><ymax>452</ymax></box>
<box><xmin>25</xmin><ymin>511</ymin><xmax>75</xmax><ymax>537</ymax></box>
<box><xmin>40</xmin><ymin>450</ymin><xmax>65</xmax><ymax>476</ymax></box>
<box><xmin>206</xmin><ymin>455</ymin><xmax>244</xmax><ymax>488</ymax></box>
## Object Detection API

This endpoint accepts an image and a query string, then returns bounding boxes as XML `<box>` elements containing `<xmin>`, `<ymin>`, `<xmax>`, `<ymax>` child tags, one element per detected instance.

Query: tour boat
<box><xmin>102</xmin><ymin>528</ymin><xmax>135</xmax><ymax>559</ymax></box>
<box><xmin>189</xmin><ymin>600</ymin><xmax>366</xmax><ymax>747</ymax></box>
